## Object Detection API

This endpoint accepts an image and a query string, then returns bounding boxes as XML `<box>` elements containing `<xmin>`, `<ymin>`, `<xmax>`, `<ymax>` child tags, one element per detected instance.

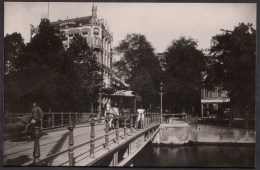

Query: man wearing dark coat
<box><xmin>31</xmin><ymin>102</ymin><xmax>44</xmax><ymax>127</ymax></box>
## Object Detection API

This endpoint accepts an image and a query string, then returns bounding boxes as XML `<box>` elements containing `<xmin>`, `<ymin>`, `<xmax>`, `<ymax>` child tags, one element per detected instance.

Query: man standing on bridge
<box><xmin>31</xmin><ymin>102</ymin><xmax>44</xmax><ymax>128</ymax></box>
<box><xmin>136</xmin><ymin>105</ymin><xmax>145</xmax><ymax>129</ymax></box>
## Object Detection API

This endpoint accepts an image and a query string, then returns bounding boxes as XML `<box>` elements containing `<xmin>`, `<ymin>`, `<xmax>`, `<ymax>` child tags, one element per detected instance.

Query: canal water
<box><xmin>132</xmin><ymin>143</ymin><xmax>255</xmax><ymax>167</ymax></box>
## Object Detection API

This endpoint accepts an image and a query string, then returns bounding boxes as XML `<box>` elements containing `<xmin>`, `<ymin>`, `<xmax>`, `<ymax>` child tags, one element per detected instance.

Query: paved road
<box><xmin>3</xmin><ymin>122</ymin><xmax>128</xmax><ymax>166</ymax></box>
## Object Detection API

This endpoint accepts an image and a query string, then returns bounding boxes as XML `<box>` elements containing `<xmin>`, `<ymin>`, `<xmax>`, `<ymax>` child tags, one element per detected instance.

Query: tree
<box><xmin>4</xmin><ymin>33</ymin><xmax>26</xmax><ymax>112</ymax></box>
<box><xmin>205</xmin><ymin>23</ymin><xmax>256</xmax><ymax>127</ymax></box>
<box><xmin>114</xmin><ymin>33</ymin><xmax>162</xmax><ymax>109</ymax></box>
<box><xmin>4</xmin><ymin>33</ymin><xmax>25</xmax><ymax>75</ymax></box>
<box><xmin>68</xmin><ymin>33</ymin><xmax>102</xmax><ymax>112</ymax></box>
<box><xmin>6</xmin><ymin>18</ymin><xmax>80</xmax><ymax>112</ymax></box>
<box><xmin>163</xmin><ymin>36</ymin><xmax>206</xmax><ymax>113</ymax></box>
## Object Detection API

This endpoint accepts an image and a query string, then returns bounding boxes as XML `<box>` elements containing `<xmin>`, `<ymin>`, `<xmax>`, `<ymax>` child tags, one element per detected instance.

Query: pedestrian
<box><xmin>30</xmin><ymin>103</ymin><xmax>44</xmax><ymax>128</ymax></box>
<box><xmin>136</xmin><ymin>105</ymin><xmax>145</xmax><ymax>129</ymax></box>
<box><xmin>108</xmin><ymin>102</ymin><xmax>119</xmax><ymax>130</ymax></box>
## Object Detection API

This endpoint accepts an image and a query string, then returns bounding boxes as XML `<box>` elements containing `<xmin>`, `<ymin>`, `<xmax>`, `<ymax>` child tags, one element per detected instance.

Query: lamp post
<box><xmin>98</xmin><ymin>85</ymin><xmax>102</xmax><ymax>121</ymax></box>
<box><xmin>159</xmin><ymin>81</ymin><xmax>164</xmax><ymax>123</ymax></box>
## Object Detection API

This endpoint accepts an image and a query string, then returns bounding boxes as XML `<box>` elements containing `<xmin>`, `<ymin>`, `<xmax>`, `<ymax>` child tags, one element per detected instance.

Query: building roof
<box><xmin>50</xmin><ymin>16</ymin><xmax>92</xmax><ymax>29</ymax></box>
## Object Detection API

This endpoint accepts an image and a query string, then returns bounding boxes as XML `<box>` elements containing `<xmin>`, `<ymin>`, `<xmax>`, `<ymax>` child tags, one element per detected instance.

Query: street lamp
<box><xmin>159</xmin><ymin>81</ymin><xmax>164</xmax><ymax>123</ymax></box>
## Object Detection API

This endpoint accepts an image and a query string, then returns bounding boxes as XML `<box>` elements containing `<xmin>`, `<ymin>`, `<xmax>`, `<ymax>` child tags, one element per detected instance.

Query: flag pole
<box><xmin>47</xmin><ymin>2</ymin><xmax>49</xmax><ymax>19</ymax></box>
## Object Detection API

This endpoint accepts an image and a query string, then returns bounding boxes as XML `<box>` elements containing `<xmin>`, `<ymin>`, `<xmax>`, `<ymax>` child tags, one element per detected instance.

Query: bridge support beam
<box><xmin>109</xmin><ymin>151</ymin><xmax>118</xmax><ymax>166</ymax></box>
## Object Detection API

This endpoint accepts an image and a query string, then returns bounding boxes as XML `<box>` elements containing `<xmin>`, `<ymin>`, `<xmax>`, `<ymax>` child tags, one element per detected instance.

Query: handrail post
<box><xmin>68</xmin><ymin>121</ymin><xmax>75</xmax><ymax>166</ymax></box>
<box><xmin>40</xmin><ymin>118</ymin><xmax>43</xmax><ymax>130</ymax></box>
<box><xmin>33</xmin><ymin>126</ymin><xmax>41</xmax><ymax>166</ymax></box>
<box><xmin>61</xmin><ymin>112</ymin><xmax>64</xmax><ymax>126</ymax></box>
<box><xmin>150</xmin><ymin>113</ymin><xmax>151</xmax><ymax>124</ymax></box>
<box><xmin>143</xmin><ymin>114</ymin><xmax>145</xmax><ymax>128</ymax></box>
<box><xmin>130</xmin><ymin>114</ymin><xmax>133</xmax><ymax>136</ymax></box>
<box><xmin>52</xmin><ymin>112</ymin><xmax>54</xmax><ymax>127</ymax></box>
<box><xmin>90</xmin><ymin>117</ymin><xmax>95</xmax><ymax>158</ymax></box>
<box><xmin>105</xmin><ymin>116</ymin><xmax>109</xmax><ymax>150</ymax></box>
<box><xmin>147</xmin><ymin>113</ymin><xmax>149</xmax><ymax>126</ymax></box>
<box><xmin>69</xmin><ymin>113</ymin><xmax>71</xmax><ymax>124</ymax></box>
<box><xmin>141</xmin><ymin>113</ymin><xmax>144</xmax><ymax>129</ymax></box>
<box><xmin>115</xmin><ymin>116</ymin><xmax>119</xmax><ymax>143</ymax></box>
<box><xmin>75</xmin><ymin>112</ymin><xmax>78</xmax><ymax>123</ymax></box>
<box><xmin>123</xmin><ymin>115</ymin><xmax>127</xmax><ymax>139</ymax></box>
<box><xmin>144</xmin><ymin>114</ymin><xmax>147</xmax><ymax>128</ymax></box>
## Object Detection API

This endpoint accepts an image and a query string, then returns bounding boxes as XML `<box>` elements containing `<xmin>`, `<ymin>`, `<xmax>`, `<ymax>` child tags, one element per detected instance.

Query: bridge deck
<box><xmin>4</xmin><ymin>122</ymin><xmax>160</xmax><ymax>166</ymax></box>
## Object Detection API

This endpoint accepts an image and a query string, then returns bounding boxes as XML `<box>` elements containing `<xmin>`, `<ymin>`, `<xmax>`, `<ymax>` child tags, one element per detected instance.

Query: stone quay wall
<box><xmin>152</xmin><ymin>122</ymin><xmax>255</xmax><ymax>145</ymax></box>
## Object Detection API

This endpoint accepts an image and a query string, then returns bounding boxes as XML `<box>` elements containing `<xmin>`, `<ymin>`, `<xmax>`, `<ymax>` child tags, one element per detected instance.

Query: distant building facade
<box><xmin>50</xmin><ymin>5</ymin><xmax>112</xmax><ymax>89</ymax></box>
<box><xmin>201</xmin><ymin>87</ymin><xmax>230</xmax><ymax>117</ymax></box>
<box><xmin>30</xmin><ymin>5</ymin><xmax>127</xmax><ymax>90</ymax></box>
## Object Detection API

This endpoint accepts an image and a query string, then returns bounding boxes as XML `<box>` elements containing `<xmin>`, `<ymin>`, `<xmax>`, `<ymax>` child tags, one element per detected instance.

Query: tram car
<box><xmin>104</xmin><ymin>90</ymin><xmax>142</xmax><ymax>129</ymax></box>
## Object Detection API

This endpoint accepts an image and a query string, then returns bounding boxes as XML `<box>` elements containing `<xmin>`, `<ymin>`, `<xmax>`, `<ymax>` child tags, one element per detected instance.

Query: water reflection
<box><xmin>133</xmin><ymin>143</ymin><xmax>255</xmax><ymax>167</ymax></box>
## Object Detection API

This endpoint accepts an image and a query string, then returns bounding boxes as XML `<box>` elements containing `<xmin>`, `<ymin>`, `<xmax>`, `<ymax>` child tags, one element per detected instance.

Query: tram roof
<box><xmin>111</xmin><ymin>90</ymin><xmax>142</xmax><ymax>101</ymax></box>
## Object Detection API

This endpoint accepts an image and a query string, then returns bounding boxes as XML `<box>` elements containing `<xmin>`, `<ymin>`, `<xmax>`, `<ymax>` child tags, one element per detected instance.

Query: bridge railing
<box><xmin>4</xmin><ymin>112</ymin><xmax>94</xmax><ymax>140</ymax></box>
<box><xmin>41</xmin><ymin>112</ymin><xmax>92</xmax><ymax>130</ymax></box>
<box><xmin>4</xmin><ymin>112</ymin><xmax>92</xmax><ymax>130</ymax></box>
<box><xmin>30</xmin><ymin>112</ymin><xmax>161</xmax><ymax>166</ymax></box>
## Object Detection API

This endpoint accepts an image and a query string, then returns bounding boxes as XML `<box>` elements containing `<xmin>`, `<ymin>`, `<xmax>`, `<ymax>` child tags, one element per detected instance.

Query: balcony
<box><xmin>92</xmin><ymin>44</ymin><xmax>101</xmax><ymax>50</ymax></box>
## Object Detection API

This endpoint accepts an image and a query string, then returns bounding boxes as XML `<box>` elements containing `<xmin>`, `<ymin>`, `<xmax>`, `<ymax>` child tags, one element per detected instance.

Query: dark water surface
<box><xmin>132</xmin><ymin>143</ymin><xmax>255</xmax><ymax>167</ymax></box>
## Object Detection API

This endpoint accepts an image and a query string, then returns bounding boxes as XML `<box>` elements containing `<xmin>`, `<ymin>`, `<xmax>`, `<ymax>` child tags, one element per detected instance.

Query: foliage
<box><xmin>205</xmin><ymin>23</ymin><xmax>256</xmax><ymax>121</ymax></box>
<box><xmin>68</xmin><ymin>34</ymin><xmax>102</xmax><ymax>111</ymax></box>
<box><xmin>163</xmin><ymin>36</ymin><xmax>206</xmax><ymax>113</ymax></box>
<box><xmin>114</xmin><ymin>33</ymin><xmax>162</xmax><ymax>109</ymax></box>
<box><xmin>4</xmin><ymin>33</ymin><xmax>25</xmax><ymax>74</ymax></box>
<box><xmin>5</xmin><ymin>19</ymin><xmax>80</xmax><ymax>112</ymax></box>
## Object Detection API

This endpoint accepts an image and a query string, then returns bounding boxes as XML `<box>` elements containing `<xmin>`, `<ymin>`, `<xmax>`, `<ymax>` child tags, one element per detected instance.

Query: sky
<box><xmin>4</xmin><ymin>2</ymin><xmax>256</xmax><ymax>53</ymax></box>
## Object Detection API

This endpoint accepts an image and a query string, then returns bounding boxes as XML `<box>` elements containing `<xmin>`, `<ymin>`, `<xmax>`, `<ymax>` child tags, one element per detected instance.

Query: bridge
<box><xmin>3</xmin><ymin>112</ymin><xmax>161</xmax><ymax>166</ymax></box>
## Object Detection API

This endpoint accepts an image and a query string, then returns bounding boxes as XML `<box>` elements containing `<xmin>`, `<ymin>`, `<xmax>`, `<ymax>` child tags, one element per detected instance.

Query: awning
<box><xmin>201</xmin><ymin>98</ymin><xmax>230</xmax><ymax>104</ymax></box>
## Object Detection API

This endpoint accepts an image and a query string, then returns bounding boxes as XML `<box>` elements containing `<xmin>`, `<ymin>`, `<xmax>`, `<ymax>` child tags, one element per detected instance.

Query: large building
<box><xmin>31</xmin><ymin>5</ymin><xmax>126</xmax><ymax>90</ymax></box>
<box><xmin>51</xmin><ymin>5</ymin><xmax>112</xmax><ymax>89</ymax></box>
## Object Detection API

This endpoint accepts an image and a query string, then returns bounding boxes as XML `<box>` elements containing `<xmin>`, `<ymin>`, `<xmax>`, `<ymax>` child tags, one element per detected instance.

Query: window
<box><xmin>95</xmin><ymin>38</ymin><xmax>100</xmax><ymax>46</ymax></box>
<box><xmin>93</xmin><ymin>27</ymin><xmax>99</xmax><ymax>36</ymax></box>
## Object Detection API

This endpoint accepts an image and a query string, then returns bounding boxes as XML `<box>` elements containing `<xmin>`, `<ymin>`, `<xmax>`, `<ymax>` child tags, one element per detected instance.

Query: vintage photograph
<box><xmin>3</xmin><ymin>2</ymin><xmax>256</xmax><ymax>167</ymax></box>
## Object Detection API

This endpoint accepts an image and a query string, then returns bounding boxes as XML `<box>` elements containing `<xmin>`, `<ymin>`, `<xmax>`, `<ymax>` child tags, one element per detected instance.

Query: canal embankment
<box><xmin>152</xmin><ymin>120</ymin><xmax>255</xmax><ymax>145</ymax></box>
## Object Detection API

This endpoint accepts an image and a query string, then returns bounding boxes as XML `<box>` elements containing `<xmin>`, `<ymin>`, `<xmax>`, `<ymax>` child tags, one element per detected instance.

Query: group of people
<box><xmin>105</xmin><ymin>103</ymin><xmax>146</xmax><ymax>130</ymax></box>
